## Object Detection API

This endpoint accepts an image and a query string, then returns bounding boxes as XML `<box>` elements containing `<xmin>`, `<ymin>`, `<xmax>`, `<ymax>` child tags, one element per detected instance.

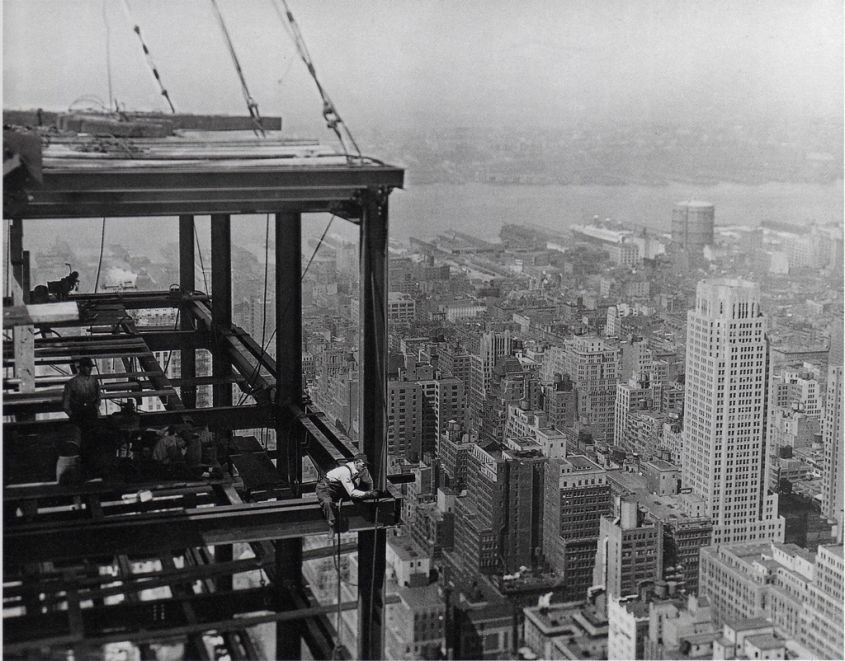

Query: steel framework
<box><xmin>3</xmin><ymin>129</ymin><xmax>403</xmax><ymax>659</ymax></box>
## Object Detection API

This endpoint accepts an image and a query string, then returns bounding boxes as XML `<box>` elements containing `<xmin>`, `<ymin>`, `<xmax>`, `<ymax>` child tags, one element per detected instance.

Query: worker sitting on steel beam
<box><xmin>151</xmin><ymin>425</ymin><xmax>188</xmax><ymax>478</ymax></box>
<box><xmin>315</xmin><ymin>453</ymin><xmax>378</xmax><ymax>534</ymax></box>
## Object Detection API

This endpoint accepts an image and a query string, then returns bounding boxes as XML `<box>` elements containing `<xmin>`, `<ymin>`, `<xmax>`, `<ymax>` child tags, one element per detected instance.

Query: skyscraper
<box><xmin>469</xmin><ymin>330</ymin><xmax>513</xmax><ymax>428</ymax></box>
<box><xmin>671</xmin><ymin>201</ymin><xmax>714</xmax><ymax>256</ymax></box>
<box><xmin>821</xmin><ymin>323</ymin><xmax>844</xmax><ymax>541</ymax></box>
<box><xmin>562</xmin><ymin>336</ymin><xmax>621</xmax><ymax>443</ymax></box>
<box><xmin>681</xmin><ymin>279</ymin><xmax>784</xmax><ymax>545</ymax></box>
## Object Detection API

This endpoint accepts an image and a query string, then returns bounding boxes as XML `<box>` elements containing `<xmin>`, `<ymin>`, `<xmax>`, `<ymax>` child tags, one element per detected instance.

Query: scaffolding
<box><xmin>3</xmin><ymin>120</ymin><xmax>404</xmax><ymax>660</ymax></box>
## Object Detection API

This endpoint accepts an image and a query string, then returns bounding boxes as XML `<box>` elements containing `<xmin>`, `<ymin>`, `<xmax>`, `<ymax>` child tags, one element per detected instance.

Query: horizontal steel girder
<box><xmin>3</xmin><ymin>403</ymin><xmax>274</xmax><ymax>436</ymax></box>
<box><xmin>4</xmin><ymin>495</ymin><xmax>401</xmax><ymax>568</ymax></box>
<box><xmin>19</xmin><ymin>166</ymin><xmax>404</xmax><ymax>219</ymax></box>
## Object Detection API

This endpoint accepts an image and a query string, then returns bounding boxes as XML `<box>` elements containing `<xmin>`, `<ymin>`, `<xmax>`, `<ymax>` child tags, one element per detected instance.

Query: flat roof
<box><xmin>387</xmin><ymin>535</ymin><xmax>425</xmax><ymax>561</ymax></box>
<box><xmin>644</xmin><ymin>458</ymin><xmax>677</xmax><ymax>471</ymax></box>
<box><xmin>564</xmin><ymin>455</ymin><xmax>603</xmax><ymax>471</ymax></box>
<box><xmin>744</xmin><ymin>633</ymin><xmax>784</xmax><ymax>651</ymax></box>
<box><xmin>396</xmin><ymin>583</ymin><xmax>444</xmax><ymax>610</ymax></box>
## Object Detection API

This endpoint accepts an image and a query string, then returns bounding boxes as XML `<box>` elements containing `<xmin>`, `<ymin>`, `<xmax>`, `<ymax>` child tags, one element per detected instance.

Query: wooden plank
<box><xmin>3</xmin><ymin>350</ymin><xmax>155</xmax><ymax>366</ymax></box>
<box><xmin>13</xmin><ymin>325</ymin><xmax>35</xmax><ymax>392</ymax></box>
<box><xmin>3</xmin><ymin>302</ymin><xmax>79</xmax><ymax>327</ymax></box>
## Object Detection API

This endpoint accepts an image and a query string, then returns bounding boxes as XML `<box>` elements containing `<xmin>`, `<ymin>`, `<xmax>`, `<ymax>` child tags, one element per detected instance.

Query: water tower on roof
<box><xmin>671</xmin><ymin>200</ymin><xmax>714</xmax><ymax>255</ymax></box>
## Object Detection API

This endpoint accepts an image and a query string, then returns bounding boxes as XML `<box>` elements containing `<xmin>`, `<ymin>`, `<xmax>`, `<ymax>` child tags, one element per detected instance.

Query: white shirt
<box><xmin>325</xmin><ymin>462</ymin><xmax>368</xmax><ymax>498</ymax></box>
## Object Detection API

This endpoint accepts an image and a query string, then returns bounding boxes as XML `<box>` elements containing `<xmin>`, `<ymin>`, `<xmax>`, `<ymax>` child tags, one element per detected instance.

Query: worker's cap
<box><xmin>77</xmin><ymin>357</ymin><xmax>94</xmax><ymax>368</ymax></box>
<box><xmin>352</xmin><ymin>452</ymin><xmax>369</xmax><ymax>465</ymax></box>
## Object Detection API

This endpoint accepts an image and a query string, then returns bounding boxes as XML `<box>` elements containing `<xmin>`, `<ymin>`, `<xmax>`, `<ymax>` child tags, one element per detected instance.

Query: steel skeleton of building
<box><xmin>3</xmin><ymin>125</ymin><xmax>404</xmax><ymax>660</ymax></box>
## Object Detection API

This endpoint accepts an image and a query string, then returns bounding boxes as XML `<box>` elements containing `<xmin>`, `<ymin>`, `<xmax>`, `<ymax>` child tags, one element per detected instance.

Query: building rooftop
<box><xmin>644</xmin><ymin>458</ymin><xmax>677</xmax><ymax>471</ymax></box>
<box><xmin>387</xmin><ymin>535</ymin><xmax>425</xmax><ymax>561</ymax></box>
<box><xmin>744</xmin><ymin>633</ymin><xmax>784</xmax><ymax>651</ymax></box>
<box><xmin>606</xmin><ymin>468</ymin><xmax>649</xmax><ymax>493</ymax></box>
<box><xmin>724</xmin><ymin>617</ymin><xmax>773</xmax><ymax>632</ymax></box>
<box><xmin>396</xmin><ymin>583</ymin><xmax>444</xmax><ymax>611</ymax></box>
<box><xmin>564</xmin><ymin>455</ymin><xmax>603</xmax><ymax>471</ymax></box>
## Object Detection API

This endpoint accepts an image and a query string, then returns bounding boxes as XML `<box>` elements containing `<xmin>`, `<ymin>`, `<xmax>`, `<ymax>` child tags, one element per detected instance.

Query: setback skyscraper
<box><xmin>681</xmin><ymin>279</ymin><xmax>784</xmax><ymax>544</ymax></box>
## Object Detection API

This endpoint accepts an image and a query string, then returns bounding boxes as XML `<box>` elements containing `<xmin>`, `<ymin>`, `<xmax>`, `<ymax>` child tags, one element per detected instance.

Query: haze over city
<box><xmin>2</xmin><ymin>2</ymin><xmax>844</xmax><ymax>660</ymax></box>
<box><xmin>4</xmin><ymin>0</ymin><xmax>843</xmax><ymax>131</ymax></box>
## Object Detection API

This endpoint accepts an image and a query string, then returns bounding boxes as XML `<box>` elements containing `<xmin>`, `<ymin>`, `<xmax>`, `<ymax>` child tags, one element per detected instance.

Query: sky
<box><xmin>3</xmin><ymin>0</ymin><xmax>843</xmax><ymax>135</ymax></box>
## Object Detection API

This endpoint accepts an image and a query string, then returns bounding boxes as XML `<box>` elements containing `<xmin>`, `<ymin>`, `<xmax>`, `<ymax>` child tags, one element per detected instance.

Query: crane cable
<box><xmin>119</xmin><ymin>0</ymin><xmax>176</xmax><ymax>113</ymax></box>
<box><xmin>270</xmin><ymin>0</ymin><xmax>362</xmax><ymax>161</ymax></box>
<box><xmin>235</xmin><ymin>213</ymin><xmax>336</xmax><ymax>407</ymax></box>
<box><xmin>94</xmin><ymin>217</ymin><xmax>106</xmax><ymax>293</ymax></box>
<box><xmin>209</xmin><ymin>0</ymin><xmax>266</xmax><ymax>137</ymax></box>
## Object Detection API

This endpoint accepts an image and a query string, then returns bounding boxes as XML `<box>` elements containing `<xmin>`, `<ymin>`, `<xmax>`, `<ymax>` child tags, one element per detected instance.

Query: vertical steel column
<box><xmin>275</xmin><ymin>211</ymin><xmax>303</xmax><ymax>483</ymax></box>
<box><xmin>10</xmin><ymin>218</ymin><xmax>24</xmax><ymax>301</ymax></box>
<box><xmin>275</xmin><ymin>211</ymin><xmax>303</xmax><ymax>659</ymax></box>
<box><xmin>210</xmin><ymin>213</ymin><xmax>233</xmax><ymax>592</ymax></box>
<box><xmin>179</xmin><ymin>215</ymin><xmax>197</xmax><ymax>409</ymax></box>
<box><xmin>357</xmin><ymin>188</ymin><xmax>389</xmax><ymax>660</ymax></box>
<box><xmin>22</xmin><ymin>250</ymin><xmax>30</xmax><ymax>304</ymax></box>
<box><xmin>211</xmin><ymin>213</ymin><xmax>232</xmax><ymax>405</ymax></box>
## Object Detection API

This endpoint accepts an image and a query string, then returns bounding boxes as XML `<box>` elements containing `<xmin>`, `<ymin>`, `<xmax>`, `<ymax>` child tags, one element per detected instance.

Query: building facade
<box><xmin>681</xmin><ymin>279</ymin><xmax>784</xmax><ymax>544</ymax></box>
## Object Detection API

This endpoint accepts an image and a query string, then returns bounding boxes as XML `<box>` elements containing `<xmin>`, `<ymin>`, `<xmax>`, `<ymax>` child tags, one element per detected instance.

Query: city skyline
<box><xmin>3</xmin><ymin>2</ymin><xmax>843</xmax><ymax>659</ymax></box>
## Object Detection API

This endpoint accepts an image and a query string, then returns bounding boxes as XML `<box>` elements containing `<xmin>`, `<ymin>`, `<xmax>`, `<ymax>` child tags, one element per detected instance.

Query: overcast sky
<box><xmin>3</xmin><ymin>0</ymin><xmax>843</xmax><ymax>134</ymax></box>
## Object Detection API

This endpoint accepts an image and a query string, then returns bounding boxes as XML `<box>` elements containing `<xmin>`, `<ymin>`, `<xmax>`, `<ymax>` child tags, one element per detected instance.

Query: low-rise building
<box><xmin>385</xmin><ymin>583</ymin><xmax>446</xmax><ymax>660</ymax></box>
<box><xmin>523</xmin><ymin>593</ymin><xmax>609</xmax><ymax>661</ymax></box>
<box><xmin>699</xmin><ymin>542</ymin><xmax>844</xmax><ymax>660</ymax></box>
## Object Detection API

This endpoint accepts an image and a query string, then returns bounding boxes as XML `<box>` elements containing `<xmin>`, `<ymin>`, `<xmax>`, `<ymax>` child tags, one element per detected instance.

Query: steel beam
<box><xmin>179</xmin><ymin>214</ymin><xmax>198</xmax><ymax>408</ymax></box>
<box><xmin>274</xmin><ymin>210</ymin><xmax>304</xmax><ymax>658</ymax></box>
<box><xmin>18</xmin><ymin>166</ymin><xmax>404</xmax><ymax>220</ymax></box>
<box><xmin>4</xmin><ymin>592</ymin><xmax>366</xmax><ymax>654</ymax></box>
<box><xmin>3</xmin><ymin>404</ymin><xmax>273</xmax><ymax>435</ymax></box>
<box><xmin>275</xmin><ymin>210</ymin><xmax>302</xmax><ymax>409</ymax></box>
<box><xmin>3</xmin><ymin>495</ymin><xmax>400</xmax><ymax>568</ymax></box>
<box><xmin>3</xmin><ymin>586</ymin><xmax>273</xmax><ymax>651</ymax></box>
<box><xmin>209</xmin><ymin>214</ymin><xmax>234</xmax><ymax>583</ymax></box>
<box><xmin>357</xmin><ymin>188</ymin><xmax>390</xmax><ymax>660</ymax></box>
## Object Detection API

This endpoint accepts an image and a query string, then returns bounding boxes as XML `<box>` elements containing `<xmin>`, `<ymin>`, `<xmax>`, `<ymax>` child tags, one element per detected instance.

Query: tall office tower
<box><xmin>821</xmin><ymin>323</ymin><xmax>844</xmax><ymax>541</ymax></box>
<box><xmin>416</xmin><ymin>376</ymin><xmax>466</xmax><ymax>458</ymax></box>
<box><xmin>480</xmin><ymin>357</ymin><xmax>542</xmax><ymax>443</ymax></box>
<box><xmin>469</xmin><ymin>330</ymin><xmax>513</xmax><ymax>428</ymax></box>
<box><xmin>671</xmin><ymin>201</ymin><xmax>714</xmax><ymax>256</ymax></box>
<box><xmin>682</xmin><ymin>279</ymin><xmax>784</xmax><ymax>544</ymax></box>
<box><xmin>438</xmin><ymin>421</ymin><xmax>472</xmax><ymax>489</ymax></box>
<box><xmin>542</xmin><ymin>374</ymin><xmax>577</xmax><ymax>431</ymax></box>
<box><xmin>562</xmin><ymin>336</ymin><xmax>621</xmax><ymax>443</ymax></box>
<box><xmin>451</xmin><ymin>442</ymin><xmax>547</xmax><ymax>582</ymax></box>
<box><xmin>387</xmin><ymin>380</ymin><xmax>423</xmax><ymax>461</ymax></box>
<box><xmin>594</xmin><ymin>498</ymin><xmax>663</xmax><ymax>598</ymax></box>
<box><xmin>543</xmin><ymin>456</ymin><xmax>611</xmax><ymax>600</ymax></box>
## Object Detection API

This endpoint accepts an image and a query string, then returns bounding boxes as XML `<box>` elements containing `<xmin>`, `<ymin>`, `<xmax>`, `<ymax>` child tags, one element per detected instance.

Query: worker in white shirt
<box><xmin>315</xmin><ymin>453</ymin><xmax>377</xmax><ymax>533</ymax></box>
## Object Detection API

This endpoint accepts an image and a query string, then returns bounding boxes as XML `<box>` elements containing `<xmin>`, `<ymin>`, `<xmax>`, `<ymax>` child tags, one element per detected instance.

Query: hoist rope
<box><xmin>194</xmin><ymin>224</ymin><xmax>209</xmax><ymax>294</ymax></box>
<box><xmin>94</xmin><ymin>217</ymin><xmax>106</xmax><ymax>293</ymax></box>
<box><xmin>102</xmin><ymin>0</ymin><xmax>114</xmax><ymax>111</ymax></box>
<box><xmin>333</xmin><ymin>505</ymin><xmax>344</xmax><ymax>659</ymax></box>
<box><xmin>235</xmin><ymin>213</ymin><xmax>336</xmax><ymax>407</ymax></box>
<box><xmin>270</xmin><ymin>0</ymin><xmax>362</xmax><ymax>161</ymax></box>
<box><xmin>209</xmin><ymin>0</ymin><xmax>266</xmax><ymax>137</ymax></box>
<box><xmin>119</xmin><ymin>0</ymin><xmax>176</xmax><ymax>113</ymax></box>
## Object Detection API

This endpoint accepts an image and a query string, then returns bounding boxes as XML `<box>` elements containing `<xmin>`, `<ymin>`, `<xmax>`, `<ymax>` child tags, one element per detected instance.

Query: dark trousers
<box><xmin>315</xmin><ymin>479</ymin><xmax>346</xmax><ymax>527</ymax></box>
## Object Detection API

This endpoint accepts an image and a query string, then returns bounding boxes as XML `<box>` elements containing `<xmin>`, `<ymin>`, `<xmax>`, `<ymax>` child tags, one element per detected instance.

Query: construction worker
<box><xmin>62</xmin><ymin>357</ymin><xmax>100</xmax><ymax>429</ymax></box>
<box><xmin>315</xmin><ymin>452</ymin><xmax>377</xmax><ymax>534</ymax></box>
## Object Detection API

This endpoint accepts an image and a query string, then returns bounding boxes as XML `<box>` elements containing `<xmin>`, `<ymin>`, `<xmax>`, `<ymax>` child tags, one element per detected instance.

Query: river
<box><xmin>17</xmin><ymin>180</ymin><xmax>844</xmax><ymax>266</ymax></box>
